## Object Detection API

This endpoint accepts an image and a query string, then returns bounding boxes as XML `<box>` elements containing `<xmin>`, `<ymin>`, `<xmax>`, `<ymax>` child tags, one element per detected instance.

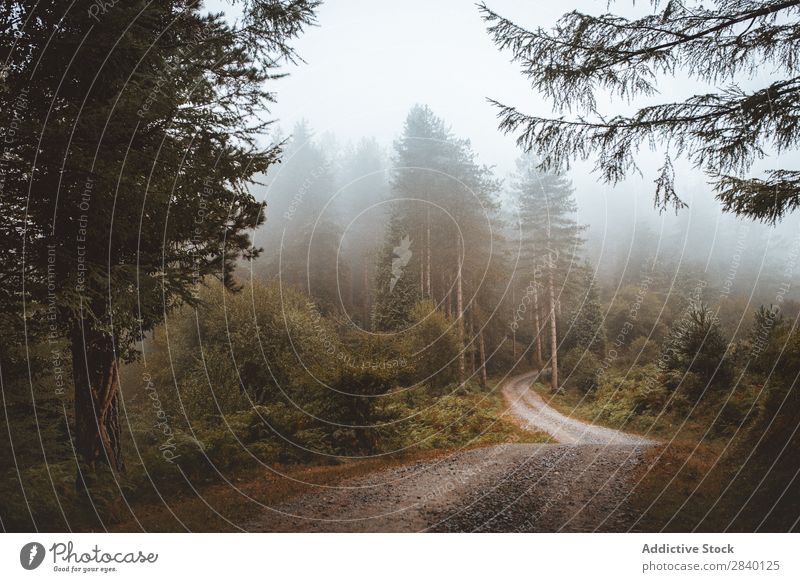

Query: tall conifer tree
<box><xmin>0</xmin><ymin>0</ymin><xmax>318</xmax><ymax>472</ymax></box>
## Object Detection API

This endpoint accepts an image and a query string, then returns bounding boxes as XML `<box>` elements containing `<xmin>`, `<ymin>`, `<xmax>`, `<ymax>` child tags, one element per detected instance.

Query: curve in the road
<box><xmin>244</xmin><ymin>371</ymin><xmax>658</xmax><ymax>532</ymax></box>
<box><xmin>502</xmin><ymin>370</ymin><xmax>658</xmax><ymax>446</ymax></box>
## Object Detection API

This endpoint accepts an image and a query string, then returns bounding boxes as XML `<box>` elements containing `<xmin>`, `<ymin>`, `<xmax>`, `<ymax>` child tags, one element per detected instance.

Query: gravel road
<box><xmin>503</xmin><ymin>370</ymin><xmax>658</xmax><ymax>446</ymax></box>
<box><xmin>245</xmin><ymin>371</ymin><xmax>657</xmax><ymax>532</ymax></box>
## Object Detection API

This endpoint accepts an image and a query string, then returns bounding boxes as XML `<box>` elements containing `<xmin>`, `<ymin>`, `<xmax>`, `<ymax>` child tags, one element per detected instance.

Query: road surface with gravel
<box><xmin>245</xmin><ymin>370</ymin><xmax>657</xmax><ymax>532</ymax></box>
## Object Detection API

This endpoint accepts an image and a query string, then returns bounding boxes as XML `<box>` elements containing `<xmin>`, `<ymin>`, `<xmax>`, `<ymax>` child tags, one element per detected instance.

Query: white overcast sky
<box><xmin>268</xmin><ymin>0</ymin><xmax>608</xmax><ymax>174</ymax></box>
<box><xmin>208</xmin><ymin>0</ymin><xmax>800</xmax><ymax>246</ymax></box>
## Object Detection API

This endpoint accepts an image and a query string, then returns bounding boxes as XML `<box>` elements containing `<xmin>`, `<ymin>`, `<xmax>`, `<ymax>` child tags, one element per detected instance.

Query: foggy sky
<box><xmin>212</xmin><ymin>0</ymin><xmax>800</xmax><ymax>275</ymax></box>
<box><xmin>265</xmin><ymin>2</ymin><xmax>795</xmax><ymax>203</ymax></box>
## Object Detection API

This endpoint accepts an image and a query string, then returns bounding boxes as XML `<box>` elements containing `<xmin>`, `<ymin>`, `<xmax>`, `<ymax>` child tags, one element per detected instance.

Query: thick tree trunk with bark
<box><xmin>71</xmin><ymin>321</ymin><xmax>124</xmax><ymax>473</ymax></box>
<box><xmin>547</xmin><ymin>261</ymin><xmax>558</xmax><ymax>391</ymax></box>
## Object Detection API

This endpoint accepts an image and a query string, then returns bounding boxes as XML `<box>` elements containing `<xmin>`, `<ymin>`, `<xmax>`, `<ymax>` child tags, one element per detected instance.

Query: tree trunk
<box><xmin>469</xmin><ymin>310</ymin><xmax>476</xmax><ymax>374</ymax></box>
<box><xmin>348</xmin><ymin>261</ymin><xmax>355</xmax><ymax>311</ymax></box>
<box><xmin>426</xmin><ymin>208</ymin><xmax>432</xmax><ymax>298</ymax></box>
<box><xmin>547</xmin><ymin>260</ymin><xmax>558</xmax><ymax>392</ymax></box>
<box><xmin>363</xmin><ymin>261</ymin><xmax>370</xmax><ymax>326</ymax></box>
<box><xmin>511</xmin><ymin>287</ymin><xmax>517</xmax><ymax>359</ymax></box>
<box><xmin>419</xmin><ymin>238</ymin><xmax>424</xmax><ymax>293</ymax></box>
<box><xmin>533</xmin><ymin>283</ymin><xmax>543</xmax><ymax>369</ymax></box>
<box><xmin>456</xmin><ymin>235</ymin><xmax>465</xmax><ymax>385</ymax></box>
<box><xmin>513</xmin><ymin>330</ymin><xmax>517</xmax><ymax>359</ymax></box>
<box><xmin>71</xmin><ymin>321</ymin><xmax>124</xmax><ymax>473</ymax></box>
<box><xmin>478</xmin><ymin>328</ymin><xmax>488</xmax><ymax>390</ymax></box>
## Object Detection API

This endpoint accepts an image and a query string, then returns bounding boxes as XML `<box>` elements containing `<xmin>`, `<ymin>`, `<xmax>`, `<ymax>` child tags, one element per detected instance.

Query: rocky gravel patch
<box><xmin>244</xmin><ymin>372</ymin><xmax>658</xmax><ymax>532</ymax></box>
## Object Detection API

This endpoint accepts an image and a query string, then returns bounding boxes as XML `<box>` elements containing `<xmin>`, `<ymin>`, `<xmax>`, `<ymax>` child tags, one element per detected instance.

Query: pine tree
<box><xmin>371</xmin><ymin>216</ymin><xmax>419</xmax><ymax>331</ymax></box>
<box><xmin>336</xmin><ymin>137</ymin><xmax>389</xmax><ymax>325</ymax></box>
<box><xmin>0</xmin><ymin>0</ymin><xmax>317</xmax><ymax>472</ymax></box>
<box><xmin>510</xmin><ymin>155</ymin><xmax>583</xmax><ymax>389</ymax></box>
<box><xmin>391</xmin><ymin>105</ymin><xmax>454</xmax><ymax>301</ymax></box>
<box><xmin>480</xmin><ymin>0</ymin><xmax>800</xmax><ymax>224</ymax></box>
<box><xmin>257</xmin><ymin>121</ymin><xmax>343</xmax><ymax>310</ymax></box>
<box><xmin>571</xmin><ymin>267</ymin><xmax>607</xmax><ymax>358</ymax></box>
<box><xmin>387</xmin><ymin>105</ymin><xmax>500</xmax><ymax>383</ymax></box>
<box><xmin>662</xmin><ymin>302</ymin><xmax>732</xmax><ymax>389</ymax></box>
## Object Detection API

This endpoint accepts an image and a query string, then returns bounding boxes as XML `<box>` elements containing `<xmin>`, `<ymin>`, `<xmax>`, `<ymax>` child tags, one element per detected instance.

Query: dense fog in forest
<box><xmin>4</xmin><ymin>0</ymin><xmax>800</xmax><ymax>538</ymax></box>
<box><xmin>247</xmin><ymin>0</ymin><xmax>800</xmax><ymax>297</ymax></box>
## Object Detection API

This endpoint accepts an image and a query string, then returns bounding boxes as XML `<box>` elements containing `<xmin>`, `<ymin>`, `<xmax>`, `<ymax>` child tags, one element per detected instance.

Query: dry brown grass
<box><xmin>630</xmin><ymin>441</ymin><xmax>729</xmax><ymax>531</ymax></box>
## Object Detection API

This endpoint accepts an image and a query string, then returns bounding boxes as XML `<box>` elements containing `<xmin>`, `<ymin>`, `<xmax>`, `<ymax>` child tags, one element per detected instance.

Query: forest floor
<box><xmin>243</xmin><ymin>371</ymin><xmax>660</xmax><ymax>532</ymax></box>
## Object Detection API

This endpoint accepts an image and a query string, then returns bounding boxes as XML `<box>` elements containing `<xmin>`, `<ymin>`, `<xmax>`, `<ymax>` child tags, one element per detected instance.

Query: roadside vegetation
<box><xmin>1</xmin><ymin>278</ymin><xmax>548</xmax><ymax>531</ymax></box>
<box><xmin>531</xmin><ymin>268</ymin><xmax>800</xmax><ymax>531</ymax></box>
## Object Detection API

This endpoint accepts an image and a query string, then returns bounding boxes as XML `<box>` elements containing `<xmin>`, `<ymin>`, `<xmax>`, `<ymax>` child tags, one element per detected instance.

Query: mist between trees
<box><xmin>3</xmin><ymin>0</ymin><xmax>800</xmax><ymax>533</ymax></box>
<box><xmin>7</xmin><ymin>100</ymin><xmax>800</xmax><ymax>531</ymax></box>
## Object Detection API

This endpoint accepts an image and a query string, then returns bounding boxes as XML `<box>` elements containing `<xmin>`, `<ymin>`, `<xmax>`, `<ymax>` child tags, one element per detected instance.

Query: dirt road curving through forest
<box><xmin>246</xmin><ymin>371</ymin><xmax>658</xmax><ymax>532</ymax></box>
<box><xmin>503</xmin><ymin>370</ymin><xmax>657</xmax><ymax>446</ymax></box>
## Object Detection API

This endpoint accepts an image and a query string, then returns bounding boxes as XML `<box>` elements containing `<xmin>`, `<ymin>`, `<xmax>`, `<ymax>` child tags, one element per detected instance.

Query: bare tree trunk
<box><xmin>469</xmin><ymin>310</ymin><xmax>476</xmax><ymax>374</ymax></box>
<box><xmin>363</xmin><ymin>262</ymin><xmax>370</xmax><ymax>326</ymax></box>
<box><xmin>446</xmin><ymin>282</ymin><xmax>452</xmax><ymax>319</ymax></box>
<box><xmin>419</xmin><ymin>239</ymin><xmax>424</xmax><ymax>293</ymax></box>
<box><xmin>513</xmin><ymin>330</ymin><xmax>517</xmax><ymax>359</ymax></box>
<box><xmin>512</xmin><ymin>287</ymin><xmax>517</xmax><ymax>359</ymax></box>
<box><xmin>456</xmin><ymin>235</ymin><xmax>465</xmax><ymax>384</ymax></box>
<box><xmin>71</xmin><ymin>320</ymin><xmax>124</xmax><ymax>474</ymax></box>
<box><xmin>548</xmin><ymin>260</ymin><xmax>558</xmax><ymax>392</ymax></box>
<box><xmin>426</xmin><ymin>209</ymin><xmax>432</xmax><ymax>298</ymax></box>
<box><xmin>533</xmin><ymin>283</ymin><xmax>543</xmax><ymax>369</ymax></box>
<box><xmin>478</xmin><ymin>328</ymin><xmax>488</xmax><ymax>389</ymax></box>
<box><xmin>348</xmin><ymin>262</ymin><xmax>355</xmax><ymax>311</ymax></box>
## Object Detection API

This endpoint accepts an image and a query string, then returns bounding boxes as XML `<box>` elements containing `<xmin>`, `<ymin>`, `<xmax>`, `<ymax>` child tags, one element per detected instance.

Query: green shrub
<box><xmin>593</xmin><ymin>365</ymin><xmax>670</xmax><ymax>428</ymax></box>
<box><xmin>402</xmin><ymin>300</ymin><xmax>459</xmax><ymax>390</ymax></box>
<box><xmin>561</xmin><ymin>347</ymin><xmax>601</xmax><ymax>393</ymax></box>
<box><xmin>661</xmin><ymin>303</ymin><xmax>733</xmax><ymax>392</ymax></box>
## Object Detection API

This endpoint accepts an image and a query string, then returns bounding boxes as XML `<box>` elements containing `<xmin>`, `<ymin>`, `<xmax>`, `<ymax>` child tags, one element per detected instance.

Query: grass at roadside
<box><xmin>108</xmin><ymin>380</ymin><xmax>549</xmax><ymax>531</ymax></box>
<box><xmin>631</xmin><ymin>442</ymin><xmax>728</xmax><ymax>531</ymax></box>
<box><xmin>1</xmin><ymin>374</ymin><xmax>548</xmax><ymax>532</ymax></box>
<box><xmin>525</xmin><ymin>378</ymin><xmax>784</xmax><ymax>531</ymax></box>
<box><xmin>528</xmin><ymin>380</ymin><xmax>715</xmax><ymax>443</ymax></box>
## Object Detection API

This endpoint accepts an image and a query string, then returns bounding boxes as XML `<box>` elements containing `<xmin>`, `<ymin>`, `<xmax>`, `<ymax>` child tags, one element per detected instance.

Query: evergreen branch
<box><xmin>715</xmin><ymin>170</ymin><xmax>800</xmax><ymax>224</ymax></box>
<box><xmin>481</xmin><ymin>0</ymin><xmax>800</xmax><ymax>110</ymax></box>
<box><xmin>489</xmin><ymin>77</ymin><xmax>800</xmax><ymax>205</ymax></box>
